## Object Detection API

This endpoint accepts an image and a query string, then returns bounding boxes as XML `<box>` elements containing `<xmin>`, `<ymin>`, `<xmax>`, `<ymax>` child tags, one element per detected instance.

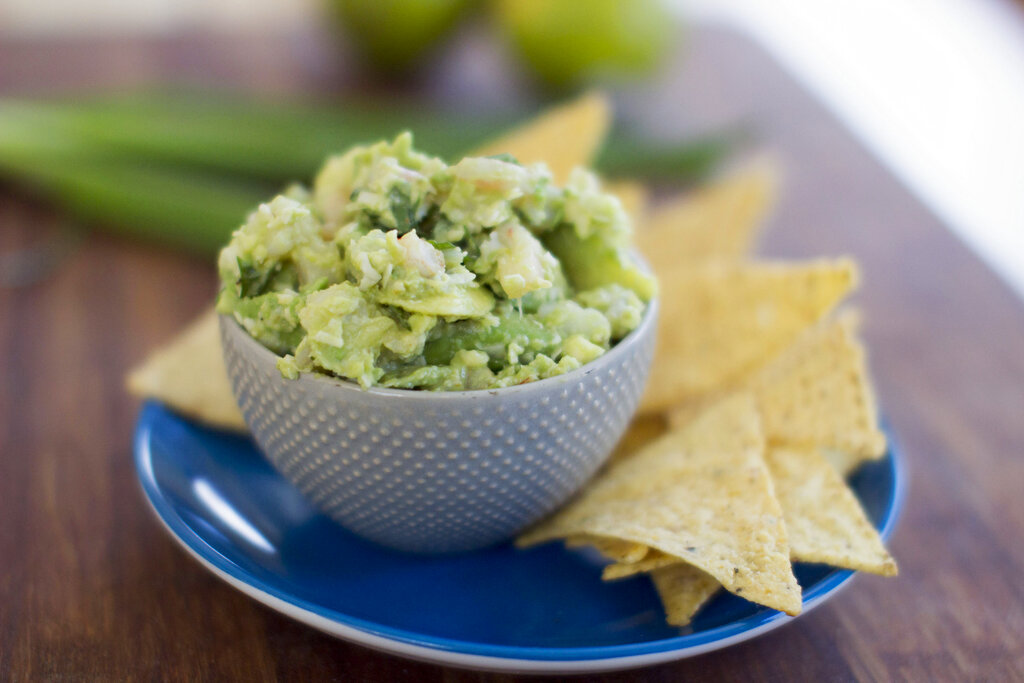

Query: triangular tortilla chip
<box><xmin>668</xmin><ymin>315</ymin><xmax>886</xmax><ymax>462</ymax></box>
<box><xmin>603</xmin><ymin>551</ymin><xmax>677</xmax><ymax>580</ymax></box>
<box><xmin>601</xmin><ymin>445</ymin><xmax>897</xmax><ymax>580</ymax></box>
<box><xmin>518</xmin><ymin>394</ymin><xmax>802</xmax><ymax>616</ymax></box>
<box><xmin>470</xmin><ymin>92</ymin><xmax>611</xmax><ymax>184</ymax></box>
<box><xmin>641</xmin><ymin>259</ymin><xmax>859</xmax><ymax>413</ymax></box>
<box><xmin>636</xmin><ymin>157</ymin><xmax>778</xmax><ymax>270</ymax></box>
<box><xmin>650</xmin><ymin>564</ymin><xmax>722</xmax><ymax>626</ymax></box>
<box><xmin>766</xmin><ymin>445</ymin><xmax>897</xmax><ymax>575</ymax></box>
<box><xmin>126</xmin><ymin>308</ymin><xmax>246</xmax><ymax>431</ymax></box>
<box><xmin>822</xmin><ymin>449</ymin><xmax>866</xmax><ymax>478</ymax></box>
<box><xmin>565</xmin><ymin>535</ymin><xmax>649</xmax><ymax>564</ymax></box>
<box><xmin>608</xmin><ymin>413</ymin><xmax>667</xmax><ymax>464</ymax></box>
<box><xmin>750</xmin><ymin>316</ymin><xmax>886</xmax><ymax>459</ymax></box>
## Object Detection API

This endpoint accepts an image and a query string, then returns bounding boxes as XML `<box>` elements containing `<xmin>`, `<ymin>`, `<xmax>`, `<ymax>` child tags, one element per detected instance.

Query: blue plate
<box><xmin>134</xmin><ymin>401</ymin><xmax>905</xmax><ymax>673</ymax></box>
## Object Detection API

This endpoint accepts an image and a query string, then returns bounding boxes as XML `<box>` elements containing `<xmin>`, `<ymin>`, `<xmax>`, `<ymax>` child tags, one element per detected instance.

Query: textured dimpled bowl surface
<box><xmin>220</xmin><ymin>300</ymin><xmax>658</xmax><ymax>553</ymax></box>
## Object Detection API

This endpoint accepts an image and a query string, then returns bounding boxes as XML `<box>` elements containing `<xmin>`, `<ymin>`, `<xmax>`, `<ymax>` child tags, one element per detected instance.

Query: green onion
<box><xmin>0</xmin><ymin>93</ymin><xmax>739</xmax><ymax>255</ymax></box>
<box><xmin>0</xmin><ymin>108</ymin><xmax>268</xmax><ymax>254</ymax></box>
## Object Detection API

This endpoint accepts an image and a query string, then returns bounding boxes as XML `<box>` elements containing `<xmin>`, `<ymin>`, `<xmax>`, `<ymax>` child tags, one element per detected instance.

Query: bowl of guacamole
<box><xmin>217</xmin><ymin>132</ymin><xmax>654</xmax><ymax>389</ymax></box>
<box><xmin>217</xmin><ymin>133</ymin><xmax>658</xmax><ymax>551</ymax></box>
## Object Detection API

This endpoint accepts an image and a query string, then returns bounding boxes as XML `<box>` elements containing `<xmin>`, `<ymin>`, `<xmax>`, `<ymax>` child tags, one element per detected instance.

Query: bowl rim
<box><xmin>221</xmin><ymin>295</ymin><xmax>658</xmax><ymax>401</ymax></box>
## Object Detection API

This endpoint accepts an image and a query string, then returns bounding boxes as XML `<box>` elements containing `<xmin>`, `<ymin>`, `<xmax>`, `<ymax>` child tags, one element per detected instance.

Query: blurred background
<box><xmin>1</xmin><ymin>0</ymin><xmax>1023</xmax><ymax>298</ymax></box>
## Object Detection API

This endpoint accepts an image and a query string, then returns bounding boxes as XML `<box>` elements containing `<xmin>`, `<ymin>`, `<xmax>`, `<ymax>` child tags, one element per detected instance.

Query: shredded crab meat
<box><xmin>398</xmin><ymin>232</ymin><xmax>445</xmax><ymax>278</ymax></box>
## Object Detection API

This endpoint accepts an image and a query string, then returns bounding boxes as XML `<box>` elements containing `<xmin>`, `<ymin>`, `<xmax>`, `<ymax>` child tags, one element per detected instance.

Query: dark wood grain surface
<box><xmin>2</xmin><ymin>26</ymin><xmax>1023</xmax><ymax>681</ymax></box>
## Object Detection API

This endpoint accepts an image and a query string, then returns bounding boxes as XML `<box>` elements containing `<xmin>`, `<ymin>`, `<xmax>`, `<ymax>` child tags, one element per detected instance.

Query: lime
<box><xmin>329</xmin><ymin>0</ymin><xmax>475</xmax><ymax>73</ymax></box>
<box><xmin>495</xmin><ymin>0</ymin><xmax>674</xmax><ymax>90</ymax></box>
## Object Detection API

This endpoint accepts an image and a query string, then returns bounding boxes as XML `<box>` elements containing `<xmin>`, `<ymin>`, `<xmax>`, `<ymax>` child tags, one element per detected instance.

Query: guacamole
<box><xmin>217</xmin><ymin>133</ymin><xmax>654</xmax><ymax>390</ymax></box>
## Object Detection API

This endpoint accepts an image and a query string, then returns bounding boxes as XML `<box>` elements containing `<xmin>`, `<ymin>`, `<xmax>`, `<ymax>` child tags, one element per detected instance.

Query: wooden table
<box><xmin>2</xmin><ymin>27</ymin><xmax>1023</xmax><ymax>680</ymax></box>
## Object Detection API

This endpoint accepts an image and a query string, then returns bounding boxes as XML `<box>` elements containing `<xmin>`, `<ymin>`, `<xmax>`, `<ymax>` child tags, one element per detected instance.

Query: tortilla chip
<box><xmin>636</xmin><ymin>158</ymin><xmax>779</xmax><ymax>271</ymax></box>
<box><xmin>766</xmin><ymin>445</ymin><xmax>897</xmax><ymax>575</ymax></box>
<box><xmin>752</xmin><ymin>316</ymin><xmax>886</xmax><ymax>459</ymax></box>
<box><xmin>608</xmin><ymin>413</ymin><xmax>668</xmax><ymax>464</ymax></box>
<box><xmin>603</xmin><ymin>445</ymin><xmax>897</xmax><ymax>579</ymax></box>
<box><xmin>471</xmin><ymin>92</ymin><xmax>611</xmax><ymax>184</ymax></box>
<box><xmin>822</xmin><ymin>449</ymin><xmax>867</xmax><ymax>478</ymax></box>
<box><xmin>663</xmin><ymin>398</ymin><xmax>717</xmax><ymax>433</ymax></box>
<box><xmin>605</xmin><ymin>180</ymin><xmax>650</xmax><ymax>227</ymax></box>
<box><xmin>126</xmin><ymin>309</ymin><xmax>246</xmax><ymax>432</ymax></box>
<box><xmin>603</xmin><ymin>551</ymin><xmax>677</xmax><ymax>580</ymax></box>
<box><xmin>668</xmin><ymin>316</ymin><xmax>886</xmax><ymax>462</ymax></box>
<box><xmin>641</xmin><ymin>259</ymin><xmax>859</xmax><ymax>413</ymax></box>
<box><xmin>518</xmin><ymin>394</ymin><xmax>802</xmax><ymax>616</ymax></box>
<box><xmin>565</xmin><ymin>535</ymin><xmax>649</xmax><ymax>564</ymax></box>
<box><xmin>650</xmin><ymin>564</ymin><xmax>722</xmax><ymax>626</ymax></box>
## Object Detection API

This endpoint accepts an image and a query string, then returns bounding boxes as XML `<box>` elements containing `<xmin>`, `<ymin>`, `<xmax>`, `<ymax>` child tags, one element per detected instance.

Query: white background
<box><xmin>671</xmin><ymin>0</ymin><xmax>1024</xmax><ymax>302</ymax></box>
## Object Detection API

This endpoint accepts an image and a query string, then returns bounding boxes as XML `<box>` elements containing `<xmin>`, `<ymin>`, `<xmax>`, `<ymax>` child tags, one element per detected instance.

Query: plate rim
<box><xmin>134</xmin><ymin>402</ymin><xmax>906</xmax><ymax>674</ymax></box>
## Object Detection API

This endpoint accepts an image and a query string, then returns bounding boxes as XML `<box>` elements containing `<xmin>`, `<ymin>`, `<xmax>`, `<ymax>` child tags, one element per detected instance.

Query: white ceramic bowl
<box><xmin>220</xmin><ymin>299</ymin><xmax>657</xmax><ymax>553</ymax></box>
